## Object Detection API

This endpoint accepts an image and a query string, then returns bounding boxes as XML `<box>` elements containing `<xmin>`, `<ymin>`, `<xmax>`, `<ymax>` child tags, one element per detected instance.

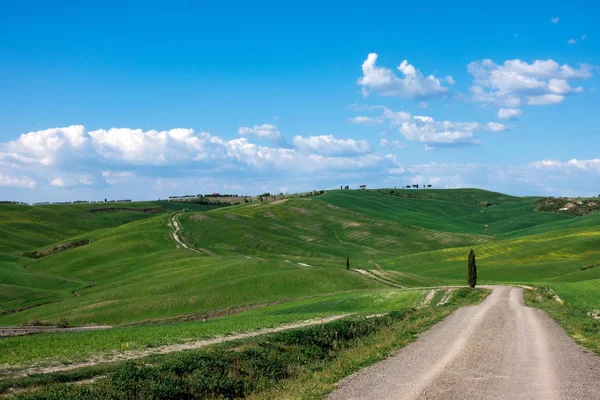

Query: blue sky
<box><xmin>1</xmin><ymin>0</ymin><xmax>599</xmax><ymax>202</ymax></box>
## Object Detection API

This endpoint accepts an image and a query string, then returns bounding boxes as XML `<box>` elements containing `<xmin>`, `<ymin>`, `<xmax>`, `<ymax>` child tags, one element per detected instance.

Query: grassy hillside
<box><xmin>1</xmin><ymin>192</ymin><xmax>493</xmax><ymax>325</ymax></box>
<box><xmin>0</xmin><ymin>201</ymin><xmax>216</xmax><ymax>254</ymax></box>
<box><xmin>374</xmin><ymin>187</ymin><xmax>521</xmax><ymax>205</ymax></box>
<box><xmin>0</xmin><ymin>201</ymin><xmax>216</xmax><ymax>315</ymax></box>
<box><xmin>317</xmin><ymin>190</ymin><xmax>569</xmax><ymax>236</ymax></box>
<box><xmin>2</xmin><ymin>188</ymin><xmax>600</xmax><ymax>355</ymax></box>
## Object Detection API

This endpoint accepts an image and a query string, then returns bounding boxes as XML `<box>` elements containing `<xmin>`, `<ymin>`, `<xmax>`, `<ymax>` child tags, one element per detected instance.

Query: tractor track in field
<box><xmin>6</xmin><ymin>314</ymin><xmax>353</xmax><ymax>377</ymax></box>
<box><xmin>351</xmin><ymin>268</ymin><xmax>406</xmax><ymax>288</ymax></box>
<box><xmin>170</xmin><ymin>213</ymin><xmax>204</xmax><ymax>254</ymax></box>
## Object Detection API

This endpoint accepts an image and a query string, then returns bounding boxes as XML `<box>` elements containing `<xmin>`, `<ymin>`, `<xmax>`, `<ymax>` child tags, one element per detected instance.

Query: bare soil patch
<box><xmin>289</xmin><ymin>207</ymin><xmax>313</xmax><ymax>216</ymax></box>
<box><xmin>190</xmin><ymin>214</ymin><xmax>210</xmax><ymax>221</ymax></box>
<box><xmin>270</xmin><ymin>199</ymin><xmax>288</xmax><ymax>205</ymax></box>
<box><xmin>89</xmin><ymin>207</ymin><xmax>166</xmax><ymax>213</ymax></box>
<box><xmin>23</xmin><ymin>239</ymin><xmax>91</xmax><ymax>259</ymax></box>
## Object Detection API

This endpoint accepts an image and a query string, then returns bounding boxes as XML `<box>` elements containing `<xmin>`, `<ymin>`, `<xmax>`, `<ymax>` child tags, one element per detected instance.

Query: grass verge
<box><xmin>2</xmin><ymin>288</ymin><xmax>487</xmax><ymax>399</ymax></box>
<box><xmin>524</xmin><ymin>287</ymin><xmax>600</xmax><ymax>354</ymax></box>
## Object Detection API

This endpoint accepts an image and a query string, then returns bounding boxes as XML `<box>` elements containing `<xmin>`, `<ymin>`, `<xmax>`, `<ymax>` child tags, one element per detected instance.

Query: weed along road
<box><xmin>327</xmin><ymin>286</ymin><xmax>600</xmax><ymax>400</ymax></box>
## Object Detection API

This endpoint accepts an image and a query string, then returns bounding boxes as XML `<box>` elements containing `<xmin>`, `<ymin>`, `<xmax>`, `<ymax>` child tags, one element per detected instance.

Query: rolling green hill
<box><xmin>1</xmin><ymin>188</ymin><xmax>600</xmax><ymax>353</ymax></box>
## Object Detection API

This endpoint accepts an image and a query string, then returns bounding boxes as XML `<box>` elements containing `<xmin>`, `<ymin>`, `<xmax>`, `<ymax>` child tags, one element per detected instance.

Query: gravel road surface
<box><xmin>327</xmin><ymin>285</ymin><xmax>600</xmax><ymax>400</ymax></box>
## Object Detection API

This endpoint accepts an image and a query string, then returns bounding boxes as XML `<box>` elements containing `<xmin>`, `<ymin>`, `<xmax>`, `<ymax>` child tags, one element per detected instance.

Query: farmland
<box><xmin>1</xmin><ymin>188</ymin><xmax>600</xmax><ymax>397</ymax></box>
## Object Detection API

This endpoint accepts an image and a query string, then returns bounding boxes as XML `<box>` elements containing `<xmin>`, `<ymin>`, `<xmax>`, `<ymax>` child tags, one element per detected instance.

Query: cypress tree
<box><xmin>468</xmin><ymin>249</ymin><xmax>477</xmax><ymax>288</ymax></box>
<box><xmin>346</xmin><ymin>257</ymin><xmax>350</xmax><ymax>270</ymax></box>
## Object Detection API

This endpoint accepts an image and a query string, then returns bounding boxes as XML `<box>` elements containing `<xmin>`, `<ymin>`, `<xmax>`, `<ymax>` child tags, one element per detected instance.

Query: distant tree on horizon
<box><xmin>468</xmin><ymin>249</ymin><xmax>477</xmax><ymax>288</ymax></box>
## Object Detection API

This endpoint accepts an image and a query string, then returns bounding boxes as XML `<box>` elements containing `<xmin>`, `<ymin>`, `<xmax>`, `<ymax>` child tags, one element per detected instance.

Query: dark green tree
<box><xmin>346</xmin><ymin>257</ymin><xmax>350</xmax><ymax>270</ymax></box>
<box><xmin>468</xmin><ymin>249</ymin><xmax>477</xmax><ymax>288</ymax></box>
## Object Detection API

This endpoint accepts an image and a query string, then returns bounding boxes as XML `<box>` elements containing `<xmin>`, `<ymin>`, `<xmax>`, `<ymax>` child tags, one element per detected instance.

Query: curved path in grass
<box><xmin>170</xmin><ymin>214</ymin><xmax>188</xmax><ymax>249</ymax></box>
<box><xmin>328</xmin><ymin>285</ymin><xmax>600</xmax><ymax>399</ymax></box>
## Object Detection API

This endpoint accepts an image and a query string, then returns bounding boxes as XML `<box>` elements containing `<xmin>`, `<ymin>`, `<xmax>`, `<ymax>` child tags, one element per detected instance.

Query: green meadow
<box><xmin>1</xmin><ymin>188</ymin><xmax>600</xmax><ymax>373</ymax></box>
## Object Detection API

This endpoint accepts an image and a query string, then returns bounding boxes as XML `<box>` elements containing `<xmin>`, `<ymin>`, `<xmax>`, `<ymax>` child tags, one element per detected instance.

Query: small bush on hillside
<box><xmin>54</xmin><ymin>318</ymin><xmax>69</xmax><ymax>328</ymax></box>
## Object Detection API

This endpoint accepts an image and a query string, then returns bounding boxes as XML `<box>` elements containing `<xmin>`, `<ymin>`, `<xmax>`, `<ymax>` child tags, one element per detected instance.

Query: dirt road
<box><xmin>328</xmin><ymin>285</ymin><xmax>600</xmax><ymax>400</ymax></box>
<box><xmin>170</xmin><ymin>214</ymin><xmax>188</xmax><ymax>249</ymax></box>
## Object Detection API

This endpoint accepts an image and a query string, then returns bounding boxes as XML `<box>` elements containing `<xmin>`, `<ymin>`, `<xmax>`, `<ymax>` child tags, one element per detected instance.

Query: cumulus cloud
<box><xmin>1</xmin><ymin>125</ymin><xmax>402</xmax><ymax>200</ymax></box>
<box><xmin>1</xmin><ymin>125</ymin><xmax>88</xmax><ymax>166</ymax></box>
<box><xmin>380</xmin><ymin>139</ymin><xmax>406</xmax><ymax>149</ymax></box>
<box><xmin>357</xmin><ymin>53</ymin><xmax>449</xmax><ymax>99</ymax></box>
<box><xmin>551</xmin><ymin>17</ymin><xmax>560</xmax><ymax>24</ymax></box>
<box><xmin>353</xmin><ymin>107</ymin><xmax>508</xmax><ymax>148</ymax></box>
<box><xmin>50</xmin><ymin>174</ymin><xmax>94</xmax><ymax>188</ymax></box>
<box><xmin>468</xmin><ymin>58</ymin><xmax>592</xmax><ymax>108</ymax></box>
<box><xmin>0</xmin><ymin>174</ymin><xmax>36</xmax><ymax>188</ymax></box>
<box><xmin>497</xmin><ymin>108</ymin><xmax>523</xmax><ymax>119</ymax></box>
<box><xmin>348</xmin><ymin>116</ymin><xmax>383</xmax><ymax>125</ymax></box>
<box><xmin>292</xmin><ymin>135</ymin><xmax>372</xmax><ymax>156</ymax></box>
<box><xmin>238</xmin><ymin>124</ymin><xmax>282</xmax><ymax>141</ymax></box>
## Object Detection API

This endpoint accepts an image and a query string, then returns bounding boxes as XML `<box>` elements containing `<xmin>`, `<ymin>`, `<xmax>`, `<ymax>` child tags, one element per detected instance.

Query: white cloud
<box><xmin>567</xmin><ymin>38</ymin><xmax>576</xmax><ymax>44</ymax></box>
<box><xmin>238</xmin><ymin>124</ymin><xmax>282</xmax><ymax>141</ymax></box>
<box><xmin>486</xmin><ymin>122</ymin><xmax>507</xmax><ymax>132</ymax></box>
<box><xmin>102</xmin><ymin>171</ymin><xmax>135</xmax><ymax>185</ymax></box>
<box><xmin>88</xmin><ymin>128</ymin><xmax>228</xmax><ymax>165</ymax></box>
<box><xmin>361</xmin><ymin>107</ymin><xmax>508</xmax><ymax>148</ymax></box>
<box><xmin>348</xmin><ymin>116</ymin><xmax>383</xmax><ymax>125</ymax></box>
<box><xmin>497</xmin><ymin>108</ymin><xmax>523</xmax><ymax>119</ymax></box>
<box><xmin>292</xmin><ymin>135</ymin><xmax>372</xmax><ymax>156</ymax></box>
<box><xmin>527</xmin><ymin>94</ymin><xmax>566</xmax><ymax>105</ymax></box>
<box><xmin>381</xmin><ymin>108</ymin><xmax>412</xmax><ymax>126</ymax></box>
<box><xmin>551</xmin><ymin>17</ymin><xmax>560</xmax><ymax>24</ymax></box>
<box><xmin>531</xmin><ymin>158</ymin><xmax>600</xmax><ymax>174</ymax></box>
<box><xmin>468</xmin><ymin>58</ymin><xmax>592</xmax><ymax>108</ymax></box>
<box><xmin>50</xmin><ymin>174</ymin><xmax>93</xmax><ymax>187</ymax></box>
<box><xmin>0</xmin><ymin>125</ymin><xmax>87</xmax><ymax>166</ymax></box>
<box><xmin>446</xmin><ymin>75</ymin><xmax>456</xmax><ymax>85</ymax></box>
<box><xmin>380</xmin><ymin>138</ymin><xmax>406</xmax><ymax>149</ymax></box>
<box><xmin>1</xmin><ymin>125</ymin><xmax>404</xmax><ymax>200</ymax></box>
<box><xmin>0</xmin><ymin>174</ymin><xmax>36</xmax><ymax>189</ymax></box>
<box><xmin>357</xmin><ymin>53</ymin><xmax>449</xmax><ymax>99</ymax></box>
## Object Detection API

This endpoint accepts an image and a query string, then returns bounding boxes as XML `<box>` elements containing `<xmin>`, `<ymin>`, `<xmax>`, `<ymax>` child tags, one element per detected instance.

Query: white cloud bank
<box><xmin>3</xmin><ymin>125</ymin><xmax>600</xmax><ymax>201</ymax></box>
<box><xmin>357</xmin><ymin>53</ymin><xmax>449</xmax><ymax>99</ymax></box>
<box><xmin>0</xmin><ymin>125</ymin><xmax>401</xmax><ymax>199</ymax></box>
<box><xmin>353</xmin><ymin>107</ymin><xmax>508</xmax><ymax>149</ymax></box>
<box><xmin>468</xmin><ymin>59</ymin><xmax>592</xmax><ymax>111</ymax></box>
<box><xmin>0</xmin><ymin>174</ymin><xmax>36</xmax><ymax>189</ymax></box>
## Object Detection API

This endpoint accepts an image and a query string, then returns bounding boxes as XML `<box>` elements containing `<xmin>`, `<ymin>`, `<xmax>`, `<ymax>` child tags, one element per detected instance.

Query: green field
<box><xmin>2</xmin><ymin>188</ymin><xmax>600</xmax><ymax>377</ymax></box>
